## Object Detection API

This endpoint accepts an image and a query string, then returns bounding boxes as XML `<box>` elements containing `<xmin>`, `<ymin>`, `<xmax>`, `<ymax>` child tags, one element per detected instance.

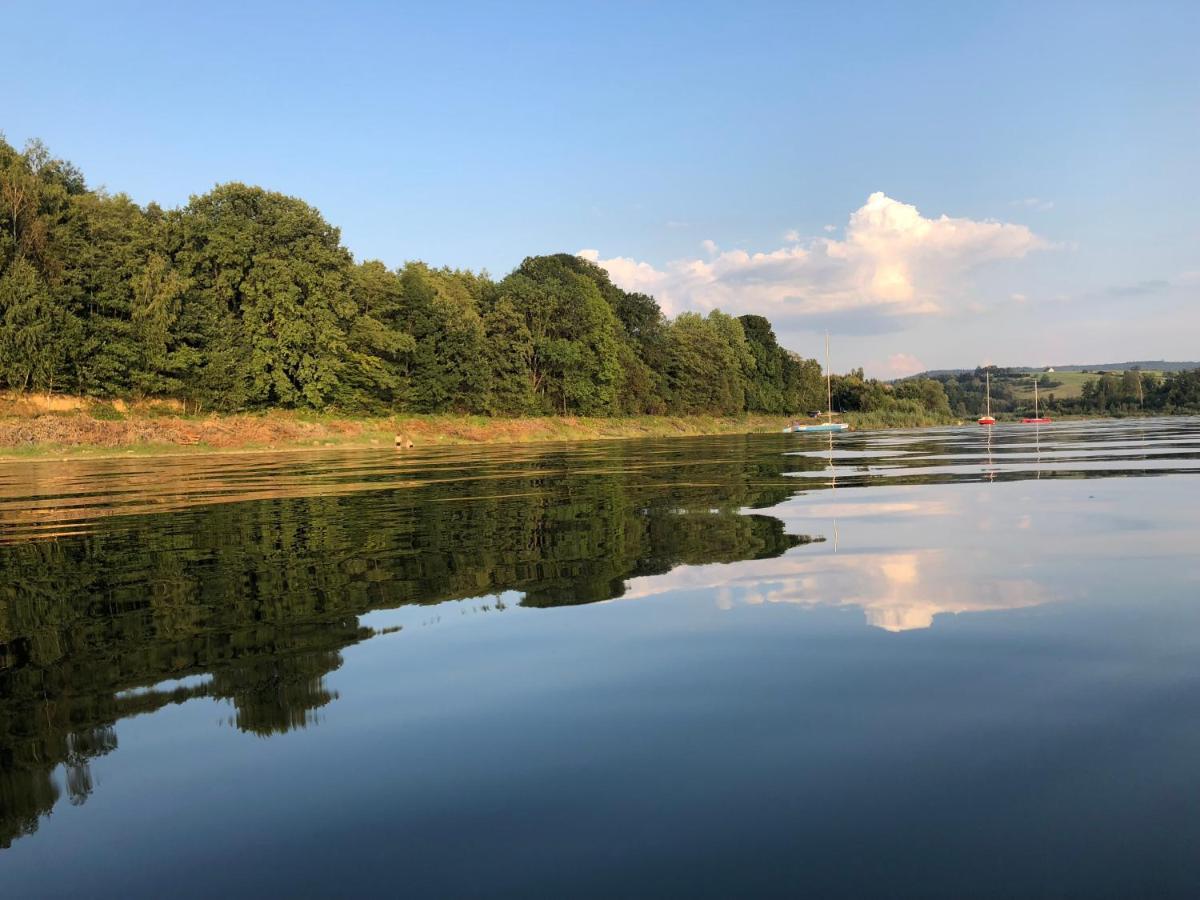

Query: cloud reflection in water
<box><xmin>624</xmin><ymin>488</ymin><xmax>1052</xmax><ymax>631</ymax></box>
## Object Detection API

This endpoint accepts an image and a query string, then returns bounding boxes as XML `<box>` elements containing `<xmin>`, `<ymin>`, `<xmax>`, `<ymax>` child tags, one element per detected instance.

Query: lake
<box><xmin>2</xmin><ymin>418</ymin><xmax>1199</xmax><ymax>897</ymax></box>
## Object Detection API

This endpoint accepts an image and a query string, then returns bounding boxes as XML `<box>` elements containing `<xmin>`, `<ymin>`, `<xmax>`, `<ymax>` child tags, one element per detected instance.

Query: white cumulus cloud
<box><xmin>579</xmin><ymin>192</ymin><xmax>1045</xmax><ymax>322</ymax></box>
<box><xmin>885</xmin><ymin>353</ymin><xmax>927</xmax><ymax>377</ymax></box>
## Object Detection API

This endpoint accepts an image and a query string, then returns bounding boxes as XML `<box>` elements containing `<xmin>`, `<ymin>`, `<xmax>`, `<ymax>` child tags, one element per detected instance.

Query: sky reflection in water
<box><xmin>1</xmin><ymin>418</ymin><xmax>1199</xmax><ymax>897</ymax></box>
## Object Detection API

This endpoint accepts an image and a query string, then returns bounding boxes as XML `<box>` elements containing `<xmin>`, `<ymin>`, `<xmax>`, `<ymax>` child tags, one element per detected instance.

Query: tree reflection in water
<box><xmin>0</xmin><ymin>437</ymin><xmax>816</xmax><ymax>847</ymax></box>
<box><xmin>4</xmin><ymin>419</ymin><xmax>1198</xmax><ymax>850</ymax></box>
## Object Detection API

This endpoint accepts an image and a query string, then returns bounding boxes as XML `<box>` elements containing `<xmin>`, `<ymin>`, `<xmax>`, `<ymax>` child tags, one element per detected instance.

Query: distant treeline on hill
<box><xmin>916</xmin><ymin>367</ymin><xmax>1200</xmax><ymax>418</ymax></box>
<box><xmin>920</xmin><ymin>360</ymin><xmax>1200</xmax><ymax>377</ymax></box>
<box><xmin>1042</xmin><ymin>361</ymin><xmax>1200</xmax><ymax>374</ymax></box>
<box><xmin>0</xmin><ymin>135</ymin><xmax>836</xmax><ymax>417</ymax></box>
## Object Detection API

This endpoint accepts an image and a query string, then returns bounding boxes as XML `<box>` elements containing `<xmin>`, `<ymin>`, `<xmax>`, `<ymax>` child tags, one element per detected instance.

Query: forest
<box><xmin>0</xmin><ymin>135</ymin><xmax>828</xmax><ymax>418</ymax></box>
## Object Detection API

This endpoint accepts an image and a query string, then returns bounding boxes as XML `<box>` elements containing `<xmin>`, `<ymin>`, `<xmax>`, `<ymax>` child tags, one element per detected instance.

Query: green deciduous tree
<box><xmin>397</xmin><ymin>262</ymin><xmax>490</xmax><ymax>412</ymax></box>
<box><xmin>334</xmin><ymin>260</ymin><xmax>416</xmax><ymax>411</ymax></box>
<box><xmin>0</xmin><ymin>135</ymin><xmax>834</xmax><ymax>420</ymax></box>
<box><xmin>172</xmin><ymin>183</ymin><xmax>358</xmax><ymax>409</ymax></box>
<box><xmin>130</xmin><ymin>250</ymin><xmax>189</xmax><ymax>396</ymax></box>
<box><xmin>893</xmin><ymin>377</ymin><xmax>952</xmax><ymax>417</ymax></box>
<box><xmin>482</xmin><ymin>295</ymin><xmax>536</xmax><ymax>414</ymax></box>
<box><xmin>500</xmin><ymin>256</ymin><xmax>625</xmax><ymax>415</ymax></box>
<box><xmin>0</xmin><ymin>259</ymin><xmax>74</xmax><ymax>393</ymax></box>
<box><xmin>664</xmin><ymin>312</ymin><xmax>749</xmax><ymax>415</ymax></box>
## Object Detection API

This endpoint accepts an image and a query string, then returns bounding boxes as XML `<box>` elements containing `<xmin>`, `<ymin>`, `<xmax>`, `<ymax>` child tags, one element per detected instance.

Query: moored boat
<box><xmin>785</xmin><ymin>334</ymin><xmax>848</xmax><ymax>434</ymax></box>
<box><xmin>784</xmin><ymin>421</ymin><xmax>850</xmax><ymax>433</ymax></box>
<box><xmin>1021</xmin><ymin>375</ymin><xmax>1053</xmax><ymax>424</ymax></box>
<box><xmin>978</xmin><ymin>370</ymin><xmax>996</xmax><ymax>425</ymax></box>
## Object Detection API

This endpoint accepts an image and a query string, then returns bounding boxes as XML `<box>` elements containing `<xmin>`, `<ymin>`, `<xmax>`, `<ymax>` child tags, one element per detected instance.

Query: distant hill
<box><xmin>913</xmin><ymin>360</ymin><xmax>1200</xmax><ymax>378</ymax></box>
<box><xmin>1034</xmin><ymin>361</ymin><xmax>1200</xmax><ymax>373</ymax></box>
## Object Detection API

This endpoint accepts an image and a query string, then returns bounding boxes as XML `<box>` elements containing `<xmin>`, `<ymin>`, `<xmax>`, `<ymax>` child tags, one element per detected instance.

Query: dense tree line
<box><xmin>929</xmin><ymin>367</ymin><xmax>1023</xmax><ymax>418</ymax></box>
<box><xmin>1063</xmin><ymin>369</ymin><xmax>1200</xmax><ymax>415</ymax></box>
<box><xmin>0</xmin><ymin>137</ymin><xmax>825</xmax><ymax>416</ymax></box>
<box><xmin>826</xmin><ymin>368</ymin><xmax>954</xmax><ymax>424</ymax></box>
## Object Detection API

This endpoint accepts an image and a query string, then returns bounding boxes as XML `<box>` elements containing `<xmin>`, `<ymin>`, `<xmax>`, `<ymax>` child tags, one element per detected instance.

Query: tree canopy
<box><xmin>0</xmin><ymin>135</ymin><xmax>830</xmax><ymax>416</ymax></box>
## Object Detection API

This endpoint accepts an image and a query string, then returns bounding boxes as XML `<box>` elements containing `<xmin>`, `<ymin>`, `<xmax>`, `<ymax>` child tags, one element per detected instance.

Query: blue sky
<box><xmin>7</xmin><ymin>1</ymin><xmax>1199</xmax><ymax>374</ymax></box>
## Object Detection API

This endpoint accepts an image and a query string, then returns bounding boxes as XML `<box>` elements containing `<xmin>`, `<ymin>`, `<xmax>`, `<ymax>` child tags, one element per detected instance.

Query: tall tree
<box><xmin>782</xmin><ymin>352</ymin><xmax>825</xmax><ymax>413</ymax></box>
<box><xmin>0</xmin><ymin>258</ymin><xmax>74</xmax><ymax>393</ymax></box>
<box><xmin>172</xmin><ymin>183</ymin><xmax>357</xmax><ymax>409</ymax></box>
<box><xmin>56</xmin><ymin>191</ymin><xmax>158</xmax><ymax>396</ymax></box>
<box><xmin>739</xmin><ymin>315</ymin><xmax>783</xmax><ymax>412</ymax></box>
<box><xmin>664</xmin><ymin>312</ymin><xmax>749</xmax><ymax>415</ymax></box>
<box><xmin>129</xmin><ymin>245</ymin><xmax>189</xmax><ymax>397</ymax></box>
<box><xmin>334</xmin><ymin>260</ymin><xmax>416</xmax><ymax>410</ymax></box>
<box><xmin>396</xmin><ymin>262</ymin><xmax>490</xmax><ymax>413</ymax></box>
<box><xmin>501</xmin><ymin>256</ymin><xmax>625</xmax><ymax>415</ymax></box>
<box><xmin>482</xmin><ymin>294</ymin><xmax>536</xmax><ymax>414</ymax></box>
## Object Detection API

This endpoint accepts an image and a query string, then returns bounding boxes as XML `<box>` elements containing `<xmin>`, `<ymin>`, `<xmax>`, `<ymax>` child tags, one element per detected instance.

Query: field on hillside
<box><xmin>1006</xmin><ymin>370</ymin><xmax>1162</xmax><ymax>401</ymax></box>
<box><xmin>1008</xmin><ymin>371</ymin><xmax>1092</xmax><ymax>400</ymax></box>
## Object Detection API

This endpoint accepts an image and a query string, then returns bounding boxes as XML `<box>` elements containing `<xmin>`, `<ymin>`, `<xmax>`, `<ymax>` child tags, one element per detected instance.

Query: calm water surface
<box><xmin>2</xmin><ymin>418</ymin><xmax>1200</xmax><ymax>897</ymax></box>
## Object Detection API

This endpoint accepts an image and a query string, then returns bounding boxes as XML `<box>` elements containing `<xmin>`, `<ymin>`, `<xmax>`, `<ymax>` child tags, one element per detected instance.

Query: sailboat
<box><xmin>1022</xmin><ymin>374</ymin><xmax>1053</xmax><ymax>424</ymax></box>
<box><xmin>978</xmin><ymin>370</ymin><xmax>996</xmax><ymax>426</ymax></box>
<box><xmin>784</xmin><ymin>334</ymin><xmax>850</xmax><ymax>433</ymax></box>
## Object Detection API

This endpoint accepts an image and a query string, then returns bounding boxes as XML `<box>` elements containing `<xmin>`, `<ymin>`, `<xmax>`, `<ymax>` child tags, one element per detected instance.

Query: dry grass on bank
<box><xmin>0</xmin><ymin>394</ymin><xmax>787</xmax><ymax>459</ymax></box>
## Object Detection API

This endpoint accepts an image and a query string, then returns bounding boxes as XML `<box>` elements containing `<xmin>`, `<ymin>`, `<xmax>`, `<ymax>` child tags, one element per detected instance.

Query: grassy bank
<box><xmin>0</xmin><ymin>404</ymin><xmax>803</xmax><ymax>460</ymax></box>
<box><xmin>5</xmin><ymin>405</ymin><xmax>1173</xmax><ymax>462</ymax></box>
<box><xmin>842</xmin><ymin>410</ymin><xmax>959</xmax><ymax>430</ymax></box>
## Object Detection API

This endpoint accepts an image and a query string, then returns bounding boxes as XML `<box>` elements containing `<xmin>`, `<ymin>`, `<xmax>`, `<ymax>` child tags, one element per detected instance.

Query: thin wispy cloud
<box><xmin>1012</xmin><ymin>197</ymin><xmax>1055</xmax><ymax>211</ymax></box>
<box><xmin>1106</xmin><ymin>279</ymin><xmax>1171</xmax><ymax>297</ymax></box>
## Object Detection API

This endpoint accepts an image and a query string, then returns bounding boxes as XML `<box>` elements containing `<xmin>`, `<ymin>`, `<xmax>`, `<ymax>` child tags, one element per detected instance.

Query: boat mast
<box><xmin>986</xmin><ymin>370</ymin><xmax>991</xmax><ymax>418</ymax></box>
<box><xmin>1033</xmin><ymin>375</ymin><xmax>1039</xmax><ymax>418</ymax></box>
<box><xmin>825</xmin><ymin>332</ymin><xmax>833</xmax><ymax>425</ymax></box>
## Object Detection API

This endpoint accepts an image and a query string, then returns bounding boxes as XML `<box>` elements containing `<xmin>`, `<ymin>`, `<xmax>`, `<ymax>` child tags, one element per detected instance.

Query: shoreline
<box><xmin>0</xmin><ymin>411</ymin><xmax>809</xmax><ymax>463</ymax></box>
<box><xmin>5</xmin><ymin>407</ymin><xmax>1168</xmax><ymax>464</ymax></box>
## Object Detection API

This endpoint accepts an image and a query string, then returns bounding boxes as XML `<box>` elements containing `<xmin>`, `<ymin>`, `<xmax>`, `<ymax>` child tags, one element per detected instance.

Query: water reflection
<box><xmin>0</xmin><ymin>438</ymin><xmax>813</xmax><ymax>848</ymax></box>
<box><xmin>624</xmin><ymin>549</ymin><xmax>1047</xmax><ymax>632</ymax></box>
<box><xmin>621</xmin><ymin>477</ymin><xmax>1054</xmax><ymax>632</ymax></box>
<box><xmin>1</xmin><ymin>419</ymin><xmax>1199</xmax><ymax>857</ymax></box>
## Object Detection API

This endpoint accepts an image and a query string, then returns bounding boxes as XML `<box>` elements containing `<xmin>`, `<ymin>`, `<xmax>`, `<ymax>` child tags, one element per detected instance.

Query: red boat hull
<box><xmin>978</xmin><ymin>417</ymin><xmax>996</xmax><ymax>426</ymax></box>
<box><xmin>1022</xmin><ymin>417</ymin><xmax>1052</xmax><ymax>424</ymax></box>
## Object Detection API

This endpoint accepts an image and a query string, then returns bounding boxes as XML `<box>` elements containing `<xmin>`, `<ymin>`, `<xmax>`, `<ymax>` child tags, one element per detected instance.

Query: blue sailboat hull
<box><xmin>783</xmin><ymin>423</ymin><xmax>850</xmax><ymax>433</ymax></box>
